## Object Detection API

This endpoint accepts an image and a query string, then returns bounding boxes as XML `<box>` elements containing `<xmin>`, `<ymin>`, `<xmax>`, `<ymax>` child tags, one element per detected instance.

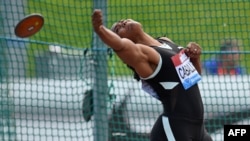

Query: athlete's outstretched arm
<box><xmin>92</xmin><ymin>9</ymin><xmax>126</xmax><ymax>51</ymax></box>
<box><xmin>91</xmin><ymin>9</ymin><xmax>156</xmax><ymax>74</ymax></box>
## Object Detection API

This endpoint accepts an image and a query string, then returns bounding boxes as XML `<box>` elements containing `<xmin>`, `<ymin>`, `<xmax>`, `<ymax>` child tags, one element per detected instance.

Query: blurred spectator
<box><xmin>203</xmin><ymin>38</ymin><xmax>246</xmax><ymax>75</ymax></box>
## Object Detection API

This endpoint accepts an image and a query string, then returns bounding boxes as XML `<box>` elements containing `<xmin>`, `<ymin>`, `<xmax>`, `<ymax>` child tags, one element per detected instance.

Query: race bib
<box><xmin>171</xmin><ymin>50</ymin><xmax>201</xmax><ymax>89</ymax></box>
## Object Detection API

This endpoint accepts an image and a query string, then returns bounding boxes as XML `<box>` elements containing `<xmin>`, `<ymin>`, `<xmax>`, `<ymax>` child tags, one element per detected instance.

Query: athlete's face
<box><xmin>111</xmin><ymin>19</ymin><xmax>142</xmax><ymax>40</ymax></box>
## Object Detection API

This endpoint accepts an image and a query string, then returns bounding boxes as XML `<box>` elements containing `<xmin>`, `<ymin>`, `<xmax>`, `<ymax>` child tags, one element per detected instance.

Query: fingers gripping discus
<box><xmin>14</xmin><ymin>13</ymin><xmax>44</xmax><ymax>38</ymax></box>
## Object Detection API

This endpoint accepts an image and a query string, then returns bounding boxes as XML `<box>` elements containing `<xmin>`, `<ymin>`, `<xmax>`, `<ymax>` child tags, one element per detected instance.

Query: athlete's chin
<box><xmin>128</xmin><ymin>24</ymin><xmax>141</xmax><ymax>34</ymax></box>
<box><xmin>128</xmin><ymin>22</ymin><xmax>137</xmax><ymax>31</ymax></box>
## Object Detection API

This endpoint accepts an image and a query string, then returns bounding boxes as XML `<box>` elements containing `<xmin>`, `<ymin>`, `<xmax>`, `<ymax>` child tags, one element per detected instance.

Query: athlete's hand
<box><xmin>185</xmin><ymin>42</ymin><xmax>202</xmax><ymax>74</ymax></box>
<box><xmin>92</xmin><ymin>9</ymin><xmax>104</xmax><ymax>34</ymax></box>
<box><xmin>184</xmin><ymin>42</ymin><xmax>202</xmax><ymax>59</ymax></box>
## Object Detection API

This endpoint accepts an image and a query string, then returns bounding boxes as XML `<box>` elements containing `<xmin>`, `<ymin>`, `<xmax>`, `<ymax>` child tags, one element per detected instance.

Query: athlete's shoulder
<box><xmin>155</xmin><ymin>37</ymin><xmax>184</xmax><ymax>51</ymax></box>
<box><xmin>157</xmin><ymin>37</ymin><xmax>174</xmax><ymax>43</ymax></box>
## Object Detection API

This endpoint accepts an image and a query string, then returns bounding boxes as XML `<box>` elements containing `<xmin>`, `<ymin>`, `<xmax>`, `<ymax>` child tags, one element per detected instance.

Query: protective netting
<box><xmin>1</xmin><ymin>0</ymin><xmax>250</xmax><ymax>141</ymax></box>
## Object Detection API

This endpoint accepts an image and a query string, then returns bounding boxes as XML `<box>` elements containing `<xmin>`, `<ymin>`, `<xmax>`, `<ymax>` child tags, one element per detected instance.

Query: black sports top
<box><xmin>140</xmin><ymin>38</ymin><xmax>204</xmax><ymax>120</ymax></box>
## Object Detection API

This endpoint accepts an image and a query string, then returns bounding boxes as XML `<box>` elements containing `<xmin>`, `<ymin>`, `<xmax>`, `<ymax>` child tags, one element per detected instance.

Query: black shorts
<box><xmin>150</xmin><ymin>114</ymin><xmax>213</xmax><ymax>141</ymax></box>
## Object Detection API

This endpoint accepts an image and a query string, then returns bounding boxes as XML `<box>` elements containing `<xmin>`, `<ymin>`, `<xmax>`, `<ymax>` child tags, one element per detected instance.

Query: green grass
<box><xmin>26</xmin><ymin>0</ymin><xmax>250</xmax><ymax>76</ymax></box>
